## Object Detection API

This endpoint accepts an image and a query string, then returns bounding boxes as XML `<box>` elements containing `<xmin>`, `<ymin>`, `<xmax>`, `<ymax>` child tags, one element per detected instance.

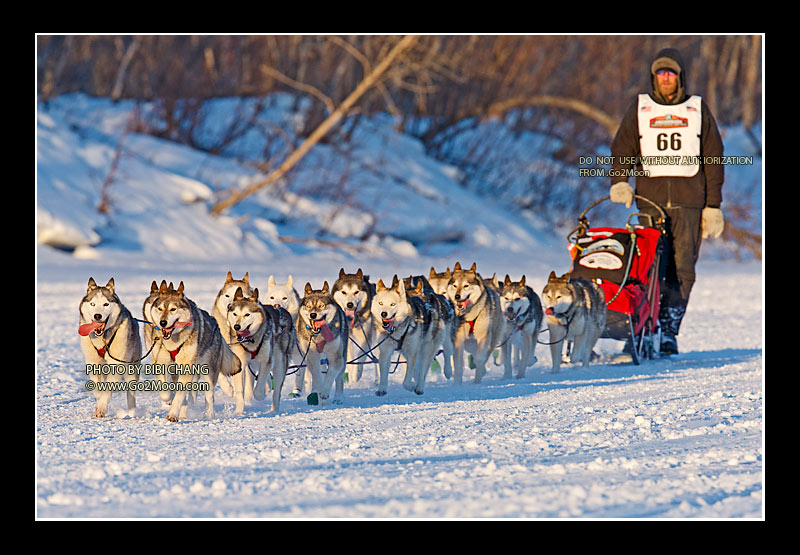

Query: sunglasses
<box><xmin>656</xmin><ymin>69</ymin><xmax>677</xmax><ymax>76</ymax></box>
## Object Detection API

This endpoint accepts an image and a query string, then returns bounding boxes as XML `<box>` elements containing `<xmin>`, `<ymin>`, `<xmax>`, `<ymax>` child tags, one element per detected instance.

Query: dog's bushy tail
<box><xmin>221</xmin><ymin>344</ymin><xmax>242</xmax><ymax>376</ymax></box>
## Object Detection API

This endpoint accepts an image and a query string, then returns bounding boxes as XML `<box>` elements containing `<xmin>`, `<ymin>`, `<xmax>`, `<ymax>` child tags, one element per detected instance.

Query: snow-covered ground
<box><xmin>35</xmin><ymin>94</ymin><xmax>763</xmax><ymax>519</ymax></box>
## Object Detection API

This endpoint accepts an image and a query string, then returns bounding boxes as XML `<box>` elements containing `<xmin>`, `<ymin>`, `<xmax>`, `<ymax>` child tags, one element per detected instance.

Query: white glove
<box><xmin>609</xmin><ymin>181</ymin><xmax>634</xmax><ymax>208</ymax></box>
<box><xmin>702</xmin><ymin>207</ymin><xmax>724</xmax><ymax>239</ymax></box>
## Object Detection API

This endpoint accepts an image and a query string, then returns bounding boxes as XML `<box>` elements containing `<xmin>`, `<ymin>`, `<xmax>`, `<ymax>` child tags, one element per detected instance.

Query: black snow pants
<box><xmin>641</xmin><ymin>206</ymin><xmax>703</xmax><ymax>338</ymax></box>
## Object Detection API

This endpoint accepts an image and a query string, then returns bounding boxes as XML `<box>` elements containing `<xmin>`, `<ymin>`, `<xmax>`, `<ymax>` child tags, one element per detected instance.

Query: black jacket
<box><xmin>610</xmin><ymin>48</ymin><xmax>724</xmax><ymax>209</ymax></box>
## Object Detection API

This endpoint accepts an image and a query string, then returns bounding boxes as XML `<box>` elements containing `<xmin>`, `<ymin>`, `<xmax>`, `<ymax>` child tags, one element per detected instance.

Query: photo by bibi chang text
<box><xmin>85</xmin><ymin>363</ymin><xmax>210</xmax><ymax>376</ymax></box>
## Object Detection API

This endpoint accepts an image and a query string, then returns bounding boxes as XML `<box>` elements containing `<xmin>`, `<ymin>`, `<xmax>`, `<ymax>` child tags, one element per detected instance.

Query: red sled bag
<box><xmin>569</xmin><ymin>226</ymin><xmax>662</xmax><ymax>337</ymax></box>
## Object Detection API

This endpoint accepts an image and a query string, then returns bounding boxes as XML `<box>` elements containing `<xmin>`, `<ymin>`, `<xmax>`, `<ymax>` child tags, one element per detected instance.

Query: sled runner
<box><xmin>566</xmin><ymin>195</ymin><xmax>667</xmax><ymax>364</ymax></box>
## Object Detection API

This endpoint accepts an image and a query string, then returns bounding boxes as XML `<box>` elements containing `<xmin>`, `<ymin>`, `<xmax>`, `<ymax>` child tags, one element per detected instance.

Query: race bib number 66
<box><xmin>637</xmin><ymin>94</ymin><xmax>702</xmax><ymax>178</ymax></box>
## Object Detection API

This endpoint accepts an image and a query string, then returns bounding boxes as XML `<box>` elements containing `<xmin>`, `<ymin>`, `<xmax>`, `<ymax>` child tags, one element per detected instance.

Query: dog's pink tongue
<box><xmin>79</xmin><ymin>322</ymin><xmax>103</xmax><ymax>336</ymax></box>
<box><xmin>319</xmin><ymin>322</ymin><xmax>334</xmax><ymax>343</ymax></box>
<box><xmin>175</xmin><ymin>321</ymin><xmax>193</xmax><ymax>327</ymax></box>
<box><xmin>237</xmin><ymin>328</ymin><xmax>251</xmax><ymax>339</ymax></box>
<box><xmin>545</xmin><ymin>308</ymin><xmax>555</xmax><ymax>316</ymax></box>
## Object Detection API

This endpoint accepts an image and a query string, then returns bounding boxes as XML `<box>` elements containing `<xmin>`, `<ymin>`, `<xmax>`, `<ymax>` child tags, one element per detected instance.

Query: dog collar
<box><xmin>241</xmin><ymin>330</ymin><xmax>266</xmax><ymax>358</ymax></box>
<box><xmin>90</xmin><ymin>327</ymin><xmax>118</xmax><ymax>358</ymax></box>
<box><xmin>243</xmin><ymin>340</ymin><xmax>262</xmax><ymax>358</ymax></box>
<box><xmin>465</xmin><ymin>318</ymin><xmax>476</xmax><ymax>335</ymax></box>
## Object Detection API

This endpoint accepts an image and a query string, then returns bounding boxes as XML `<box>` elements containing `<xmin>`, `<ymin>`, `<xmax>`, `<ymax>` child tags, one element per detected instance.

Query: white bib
<box><xmin>637</xmin><ymin>94</ymin><xmax>702</xmax><ymax>177</ymax></box>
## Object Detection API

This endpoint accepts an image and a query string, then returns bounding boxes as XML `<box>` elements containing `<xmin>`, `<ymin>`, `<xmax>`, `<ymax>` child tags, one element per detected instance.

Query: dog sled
<box><xmin>566</xmin><ymin>195</ymin><xmax>667</xmax><ymax>364</ymax></box>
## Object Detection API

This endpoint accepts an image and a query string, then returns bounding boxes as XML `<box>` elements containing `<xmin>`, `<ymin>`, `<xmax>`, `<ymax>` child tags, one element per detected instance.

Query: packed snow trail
<box><xmin>36</xmin><ymin>254</ymin><xmax>762</xmax><ymax>519</ymax></box>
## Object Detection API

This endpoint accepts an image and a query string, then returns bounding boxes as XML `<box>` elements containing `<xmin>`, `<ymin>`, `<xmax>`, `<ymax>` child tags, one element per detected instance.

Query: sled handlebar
<box><xmin>568</xmin><ymin>195</ymin><xmax>667</xmax><ymax>242</ymax></box>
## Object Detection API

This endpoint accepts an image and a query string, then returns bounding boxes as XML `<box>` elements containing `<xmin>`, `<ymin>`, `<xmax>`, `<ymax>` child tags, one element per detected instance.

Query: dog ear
<box><xmin>87</xmin><ymin>277</ymin><xmax>97</xmax><ymax>290</ymax></box>
<box><xmin>504</xmin><ymin>274</ymin><xmax>512</xmax><ymax>286</ymax></box>
<box><xmin>322</xmin><ymin>281</ymin><xmax>329</xmax><ymax>294</ymax></box>
<box><xmin>396</xmin><ymin>277</ymin><xmax>406</xmax><ymax>297</ymax></box>
<box><xmin>454</xmin><ymin>262</ymin><xmax>462</xmax><ymax>272</ymax></box>
<box><xmin>105</xmin><ymin>277</ymin><xmax>115</xmax><ymax>293</ymax></box>
<box><xmin>268</xmin><ymin>275</ymin><xmax>276</xmax><ymax>287</ymax></box>
<box><xmin>225</xmin><ymin>271</ymin><xmax>233</xmax><ymax>283</ymax></box>
<box><xmin>469</xmin><ymin>262</ymin><xmax>477</xmax><ymax>274</ymax></box>
<box><xmin>520</xmin><ymin>275</ymin><xmax>526</xmax><ymax>287</ymax></box>
<box><xmin>176</xmin><ymin>281</ymin><xmax>185</xmax><ymax>296</ymax></box>
<box><xmin>150</xmin><ymin>281</ymin><xmax>159</xmax><ymax>293</ymax></box>
<box><xmin>159</xmin><ymin>280</ymin><xmax>169</xmax><ymax>294</ymax></box>
<box><xmin>339</xmin><ymin>268</ymin><xmax>346</xmax><ymax>279</ymax></box>
<box><xmin>234</xmin><ymin>287</ymin><xmax>244</xmax><ymax>300</ymax></box>
<box><xmin>377</xmin><ymin>278</ymin><xmax>386</xmax><ymax>291</ymax></box>
<box><xmin>243</xmin><ymin>272</ymin><xmax>249</xmax><ymax>285</ymax></box>
<box><xmin>445</xmin><ymin>267</ymin><xmax>451</xmax><ymax>278</ymax></box>
<box><xmin>356</xmin><ymin>268</ymin><xmax>363</xmax><ymax>280</ymax></box>
<box><xmin>251</xmin><ymin>288</ymin><xmax>259</xmax><ymax>302</ymax></box>
<box><xmin>548</xmin><ymin>271</ymin><xmax>557</xmax><ymax>281</ymax></box>
<box><xmin>413</xmin><ymin>280</ymin><xmax>424</xmax><ymax>295</ymax></box>
<box><xmin>287</xmin><ymin>275</ymin><xmax>293</xmax><ymax>287</ymax></box>
<box><xmin>305</xmin><ymin>282</ymin><xmax>313</xmax><ymax>295</ymax></box>
<box><xmin>390</xmin><ymin>275</ymin><xmax>399</xmax><ymax>288</ymax></box>
<box><xmin>429</xmin><ymin>267</ymin><xmax>437</xmax><ymax>278</ymax></box>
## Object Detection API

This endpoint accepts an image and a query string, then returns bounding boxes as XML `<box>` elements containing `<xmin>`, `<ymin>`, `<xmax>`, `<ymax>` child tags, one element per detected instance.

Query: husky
<box><xmin>295</xmin><ymin>282</ymin><xmax>349</xmax><ymax>406</ymax></box>
<box><xmin>266</xmin><ymin>275</ymin><xmax>301</xmax><ymax>318</ymax></box>
<box><xmin>497</xmin><ymin>275</ymin><xmax>543</xmax><ymax>379</ymax></box>
<box><xmin>79</xmin><ymin>277</ymin><xmax>142</xmax><ymax>418</ymax></box>
<box><xmin>265</xmin><ymin>275</ymin><xmax>305</xmax><ymax>397</ymax></box>
<box><xmin>211</xmin><ymin>272</ymin><xmax>251</xmax><ymax>399</ymax></box>
<box><xmin>226</xmin><ymin>287</ymin><xmax>294</xmax><ymax>414</ymax></box>
<box><xmin>541</xmin><ymin>272</ymin><xmax>606</xmax><ymax>373</ymax></box>
<box><xmin>147</xmin><ymin>281</ymin><xmax>242</xmax><ymax>421</ymax></box>
<box><xmin>212</xmin><ymin>271</ymin><xmax>251</xmax><ymax>338</ymax></box>
<box><xmin>142</xmin><ymin>280</ymin><xmax>181</xmax><ymax>408</ymax></box>
<box><xmin>332</xmin><ymin>268</ymin><xmax>378</xmax><ymax>383</ymax></box>
<box><xmin>404</xmin><ymin>275</ymin><xmax>456</xmax><ymax>380</ymax></box>
<box><xmin>445</xmin><ymin>262</ymin><xmax>506</xmax><ymax>384</ymax></box>
<box><xmin>371</xmin><ymin>276</ymin><xmax>442</xmax><ymax>396</ymax></box>
<box><xmin>428</xmin><ymin>266</ymin><xmax>452</xmax><ymax>296</ymax></box>
<box><xmin>487</xmin><ymin>273</ymin><xmax>503</xmax><ymax>294</ymax></box>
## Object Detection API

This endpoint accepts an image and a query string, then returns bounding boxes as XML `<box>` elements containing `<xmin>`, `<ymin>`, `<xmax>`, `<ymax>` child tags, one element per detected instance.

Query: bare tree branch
<box><xmin>485</xmin><ymin>95</ymin><xmax>620</xmax><ymax>138</ymax></box>
<box><xmin>210</xmin><ymin>35</ymin><xmax>419</xmax><ymax>217</ymax></box>
<box><xmin>259</xmin><ymin>64</ymin><xmax>335</xmax><ymax>115</ymax></box>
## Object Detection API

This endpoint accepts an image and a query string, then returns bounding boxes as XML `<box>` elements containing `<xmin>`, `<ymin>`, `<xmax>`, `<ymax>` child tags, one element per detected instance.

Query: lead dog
<box><xmin>143</xmin><ymin>280</ymin><xmax>179</xmax><ymax>408</ymax></box>
<box><xmin>148</xmin><ymin>281</ymin><xmax>242</xmax><ymax>421</ymax></box>
<box><xmin>79</xmin><ymin>277</ymin><xmax>141</xmax><ymax>417</ymax></box>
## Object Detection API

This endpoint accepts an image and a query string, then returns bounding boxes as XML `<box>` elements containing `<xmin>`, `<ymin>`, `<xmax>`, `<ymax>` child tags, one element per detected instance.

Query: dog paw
<box><xmin>92</xmin><ymin>408</ymin><xmax>106</xmax><ymax>418</ymax></box>
<box><xmin>414</xmin><ymin>388</ymin><xmax>424</xmax><ymax>395</ymax></box>
<box><xmin>375</xmin><ymin>390</ymin><xmax>387</xmax><ymax>397</ymax></box>
<box><xmin>166</xmin><ymin>414</ymin><xmax>179</xmax><ymax>422</ymax></box>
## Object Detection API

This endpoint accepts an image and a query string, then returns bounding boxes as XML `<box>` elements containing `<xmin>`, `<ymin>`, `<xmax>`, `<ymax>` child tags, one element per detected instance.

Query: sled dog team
<box><xmin>79</xmin><ymin>264</ymin><xmax>606</xmax><ymax>420</ymax></box>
